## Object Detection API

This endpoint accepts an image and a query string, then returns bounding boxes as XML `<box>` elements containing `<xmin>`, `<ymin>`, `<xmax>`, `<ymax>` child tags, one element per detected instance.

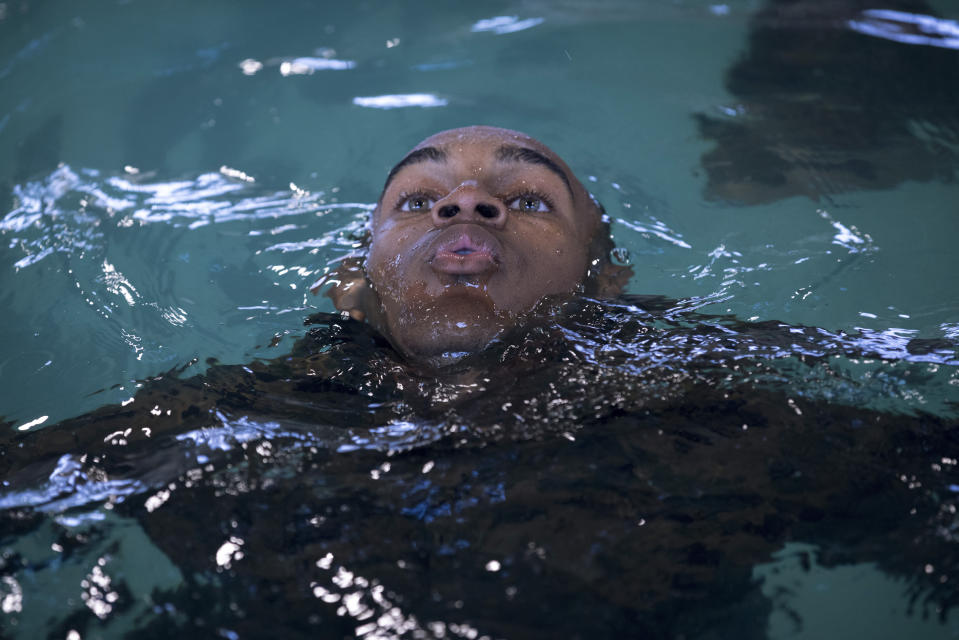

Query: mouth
<box><xmin>429</xmin><ymin>227</ymin><xmax>501</xmax><ymax>276</ymax></box>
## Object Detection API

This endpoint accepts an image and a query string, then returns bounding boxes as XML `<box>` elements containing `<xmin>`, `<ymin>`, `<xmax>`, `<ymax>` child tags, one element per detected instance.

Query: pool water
<box><xmin>1</xmin><ymin>1</ymin><xmax>958</xmax><ymax>638</ymax></box>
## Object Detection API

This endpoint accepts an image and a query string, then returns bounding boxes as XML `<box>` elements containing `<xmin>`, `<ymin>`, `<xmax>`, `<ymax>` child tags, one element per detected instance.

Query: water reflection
<box><xmin>352</xmin><ymin>94</ymin><xmax>449</xmax><ymax>109</ymax></box>
<box><xmin>279</xmin><ymin>57</ymin><xmax>356</xmax><ymax>75</ymax></box>
<box><xmin>848</xmin><ymin>9</ymin><xmax>959</xmax><ymax>50</ymax></box>
<box><xmin>755</xmin><ymin>543</ymin><xmax>959</xmax><ymax>638</ymax></box>
<box><xmin>0</xmin><ymin>164</ymin><xmax>370</xmax><ymax>426</ymax></box>
<box><xmin>471</xmin><ymin>16</ymin><xmax>545</xmax><ymax>35</ymax></box>
<box><xmin>696</xmin><ymin>0</ymin><xmax>959</xmax><ymax>204</ymax></box>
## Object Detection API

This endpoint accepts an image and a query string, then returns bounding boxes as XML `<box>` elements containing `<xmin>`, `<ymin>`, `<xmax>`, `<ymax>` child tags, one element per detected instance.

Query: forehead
<box><xmin>421</xmin><ymin>126</ymin><xmax>541</xmax><ymax>150</ymax></box>
<box><xmin>414</xmin><ymin>127</ymin><xmax>563</xmax><ymax>169</ymax></box>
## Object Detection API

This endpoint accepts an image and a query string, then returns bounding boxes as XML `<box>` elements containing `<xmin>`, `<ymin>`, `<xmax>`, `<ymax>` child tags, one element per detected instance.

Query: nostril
<box><xmin>476</xmin><ymin>203</ymin><xmax>499</xmax><ymax>219</ymax></box>
<box><xmin>438</xmin><ymin>204</ymin><xmax>460</xmax><ymax>218</ymax></box>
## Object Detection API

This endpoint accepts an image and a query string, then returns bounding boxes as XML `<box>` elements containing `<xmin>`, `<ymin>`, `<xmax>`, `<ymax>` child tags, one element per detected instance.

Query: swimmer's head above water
<box><xmin>321</xmin><ymin>126</ymin><xmax>630</xmax><ymax>361</ymax></box>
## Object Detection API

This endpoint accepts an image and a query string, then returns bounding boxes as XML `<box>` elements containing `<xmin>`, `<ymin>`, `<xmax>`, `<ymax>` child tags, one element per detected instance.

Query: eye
<box><xmin>399</xmin><ymin>193</ymin><xmax>436</xmax><ymax>212</ymax></box>
<box><xmin>508</xmin><ymin>194</ymin><xmax>551</xmax><ymax>213</ymax></box>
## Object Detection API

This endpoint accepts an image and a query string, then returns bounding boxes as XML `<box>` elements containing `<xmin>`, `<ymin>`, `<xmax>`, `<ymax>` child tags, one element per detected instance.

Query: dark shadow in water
<box><xmin>1</xmin><ymin>298</ymin><xmax>957</xmax><ymax>639</ymax></box>
<box><xmin>0</xmin><ymin>182</ymin><xmax>11</xmax><ymax>216</ymax></box>
<box><xmin>14</xmin><ymin>113</ymin><xmax>61</xmax><ymax>183</ymax></box>
<box><xmin>696</xmin><ymin>0</ymin><xmax>959</xmax><ymax>204</ymax></box>
<box><xmin>0</xmin><ymin>113</ymin><xmax>60</xmax><ymax>220</ymax></box>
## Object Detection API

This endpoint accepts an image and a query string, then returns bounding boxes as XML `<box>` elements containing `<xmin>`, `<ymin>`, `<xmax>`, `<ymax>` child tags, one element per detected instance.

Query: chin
<box><xmin>392</xmin><ymin>321</ymin><xmax>504</xmax><ymax>362</ymax></box>
<box><xmin>379</xmin><ymin>300</ymin><xmax>508</xmax><ymax>362</ymax></box>
<box><xmin>376</xmin><ymin>286</ymin><xmax>513</xmax><ymax>361</ymax></box>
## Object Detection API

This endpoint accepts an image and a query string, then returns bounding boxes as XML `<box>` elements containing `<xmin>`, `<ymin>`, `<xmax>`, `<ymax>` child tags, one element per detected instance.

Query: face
<box><xmin>363</xmin><ymin>126</ymin><xmax>601</xmax><ymax>359</ymax></box>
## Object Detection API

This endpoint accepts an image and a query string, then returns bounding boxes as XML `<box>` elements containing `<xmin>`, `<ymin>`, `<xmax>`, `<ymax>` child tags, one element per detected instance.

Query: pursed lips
<box><xmin>428</xmin><ymin>227</ymin><xmax>501</xmax><ymax>275</ymax></box>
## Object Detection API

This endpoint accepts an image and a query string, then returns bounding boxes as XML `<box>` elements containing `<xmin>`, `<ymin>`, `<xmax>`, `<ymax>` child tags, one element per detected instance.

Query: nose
<box><xmin>432</xmin><ymin>183</ymin><xmax>507</xmax><ymax>229</ymax></box>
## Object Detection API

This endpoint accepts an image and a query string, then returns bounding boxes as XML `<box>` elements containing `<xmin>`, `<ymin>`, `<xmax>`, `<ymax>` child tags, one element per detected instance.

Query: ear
<box><xmin>582</xmin><ymin>208</ymin><xmax>633</xmax><ymax>298</ymax></box>
<box><xmin>311</xmin><ymin>256</ymin><xmax>377</xmax><ymax>322</ymax></box>
<box><xmin>590</xmin><ymin>260</ymin><xmax>633</xmax><ymax>298</ymax></box>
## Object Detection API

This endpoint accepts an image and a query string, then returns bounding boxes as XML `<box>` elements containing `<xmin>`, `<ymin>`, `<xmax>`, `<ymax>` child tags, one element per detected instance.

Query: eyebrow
<box><xmin>379</xmin><ymin>143</ymin><xmax>575</xmax><ymax>200</ymax></box>
<box><xmin>495</xmin><ymin>145</ymin><xmax>573</xmax><ymax>197</ymax></box>
<box><xmin>382</xmin><ymin>146</ymin><xmax>447</xmax><ymax>193</ymax></box>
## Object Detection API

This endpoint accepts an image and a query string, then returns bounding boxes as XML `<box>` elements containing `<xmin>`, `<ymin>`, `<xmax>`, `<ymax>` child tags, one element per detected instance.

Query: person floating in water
<box><xmin>2</xmin><ymin>126</ymin><xmax>958</xmax><ymax>639</ymax></box>
<box><xmin>0</xmin><ymin>125</ymin><xmax>640</xmax><ymax>482</ymax></box>
<box><xmin>1</xmin><ymin>124</ymin><xmax>951</xmax><ymax>451</ymax></box>
<box><xmin>320</xmin><ymin>125</ymin><xmax>629</xmax><ymax>362</ymax></box>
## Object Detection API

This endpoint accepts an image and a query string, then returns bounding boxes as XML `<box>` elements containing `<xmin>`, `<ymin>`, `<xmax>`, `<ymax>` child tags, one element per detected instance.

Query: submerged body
<box><xmin>1</xmin><ymin>296</ymin><xmax>958</xmax><ymax>638</ymax></box>
<box><xmin>1</xmin><ymin>127</ymin><xmax>958</xmax><ymax>637</ymax></box>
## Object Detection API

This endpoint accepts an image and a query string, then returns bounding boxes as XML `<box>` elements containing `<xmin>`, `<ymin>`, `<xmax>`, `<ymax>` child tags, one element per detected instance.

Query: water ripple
<box><xmin>471</xmin><ymin>16</ymin><xmax>545</xmax><ymax>35</ymax></box>
<box><xmin>848</xmin><ymin>9</ymin><xmax>959</xmax><ymax>50</ymax></box>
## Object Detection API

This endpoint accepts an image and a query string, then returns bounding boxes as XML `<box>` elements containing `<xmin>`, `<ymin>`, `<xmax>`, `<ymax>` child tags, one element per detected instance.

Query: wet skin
<box><xmin>361</xmin><ymin>126</ymin><xmax>602</xmax><ymax>359</ymax></box>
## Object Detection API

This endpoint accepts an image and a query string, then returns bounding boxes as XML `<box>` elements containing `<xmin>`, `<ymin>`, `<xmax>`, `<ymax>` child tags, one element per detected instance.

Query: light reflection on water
<box><xmin>1</xmin><ymin>0</ymin><xmax>958</xmax><ymax>637</ymax></box>
<box><xmin>0</xmin><ymin>164</ymin><xmax>372</xmax><ymax>425</ymax></box>
<box><xmin>848</xmin><ymin>9</ymin><xmax>959</xmax><ymax>50</ymax></box>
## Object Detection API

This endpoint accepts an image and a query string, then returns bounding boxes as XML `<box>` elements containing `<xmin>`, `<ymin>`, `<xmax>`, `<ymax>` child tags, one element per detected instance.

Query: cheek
<box><xmin>511</xmin><ymin>228</ymin><xmax>589</xmax><ymax>279</ymax></box>
<box><xmin>367</xmin><ymin>234</ymin><xmax>433</xmax><ymax>299</ymax></box>
<box><xmin>488</xmin><ymin>232</ymin><xmax>590</xmax><ymax>312</ymax></box>
<box><xmin>365</xmin><ymin>243</ymin><xmax>393</xmax><ymax>281</ymax></box>
<box><xmin>532</xmin><ymin>249</ymin><xmax>589</xmax><ymax>293</ymax></box>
